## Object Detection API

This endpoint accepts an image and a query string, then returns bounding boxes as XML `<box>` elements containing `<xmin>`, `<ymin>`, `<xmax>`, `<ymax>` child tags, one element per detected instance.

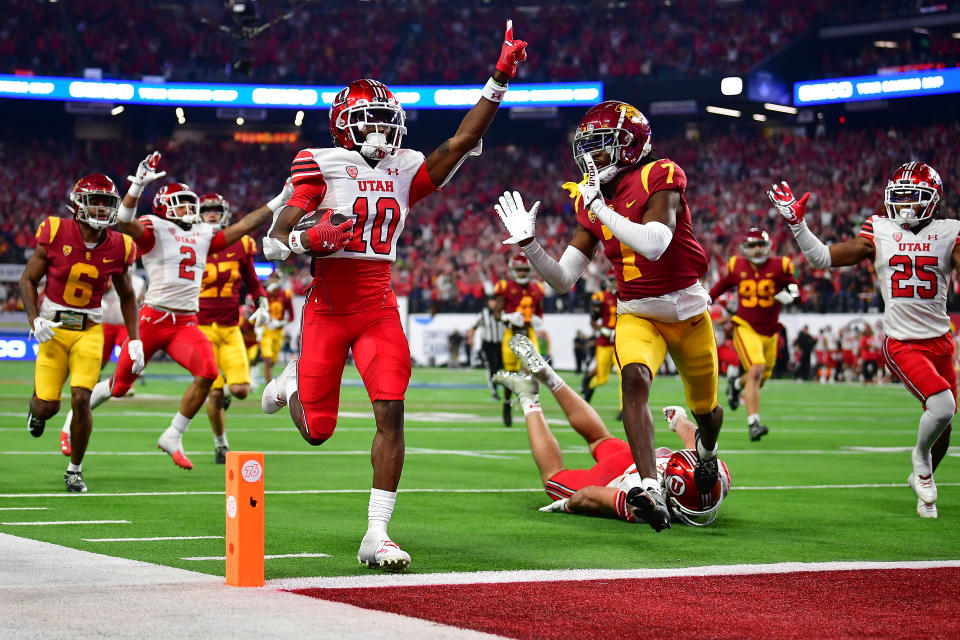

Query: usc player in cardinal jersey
<box><xmin>494</xmin><ymin>100</ymin><xmax>722</xmax><ymax>532</ymax></box>
<box><xmin>493</xmin><ymin>254</ymin><xmax>544</xmax><ymax>426</ymax></box>
<box><xmin>581</xmin><ymin>269</ymin><xmax>622</xmax><ymax>418</ymax></box>
<box><xmin>197</xmin><ymin>193</ymin><xmax>269</xmax><ymax>464</ymax></box>
<box><xmin>262</xmin><ymin>22</ymin><xmax>527</xmax><ymax>570</ymax></box>
<box><xmin>709</xmin><ymin>228</ymin><xmax>800</xmax><ymax>442</ymax></box>
<box><xmin>19</xmin><ymin>174</ymin><xmax>143</xmax><ymax>492</ymax></box>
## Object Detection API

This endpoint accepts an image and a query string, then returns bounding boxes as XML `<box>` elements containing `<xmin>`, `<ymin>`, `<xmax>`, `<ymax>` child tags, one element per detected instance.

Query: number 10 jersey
<box><xmin>860</xmin><ymin>215</ymin><xmax>960</xmax><ymax>341</ymax></box>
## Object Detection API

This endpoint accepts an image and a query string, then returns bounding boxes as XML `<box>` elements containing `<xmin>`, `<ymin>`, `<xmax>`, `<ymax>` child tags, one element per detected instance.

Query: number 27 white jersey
<box><xmin>860</xmin><ymin>215</ymin><xmax>960</xmax><ymax>341</ymax></box>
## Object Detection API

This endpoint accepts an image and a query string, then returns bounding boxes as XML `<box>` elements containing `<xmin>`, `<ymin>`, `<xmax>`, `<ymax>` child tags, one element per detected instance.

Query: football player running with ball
<box><xmin>261</xmin><ymin>21</ymin><xmax>528</xmax><ymax>571</ymax></box>
<box><xmin>495</xmin><ymin>101</ymin><xmax>722</xmax><ymax>532</ymax></box>
<box><xmin>770</xmin><ymin>162</ymin><xmax>953</xmax><ymax>518</ymax></box>
<box><xmin>20</xmin><ymin>174</ymin><xmax>143</xmax><ymax>492</ymax></box>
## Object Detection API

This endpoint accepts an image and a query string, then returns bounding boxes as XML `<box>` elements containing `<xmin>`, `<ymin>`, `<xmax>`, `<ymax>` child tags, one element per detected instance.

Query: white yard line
<box><xmin>181</xmin><ymin>553</ymin><xmax>330</xmax><ymax>561</ymax></box>
<box><xmin>0</xmin><ymin>507</ymin><xmax>47</xmax><ymax>511</ymax></box>
<box><xmin>83</xmin><ymin>536</ymin><xmax>223</xmax><ymax>542</ymax></box>
<box><xmin>2</xmin><ymin>520</ymin><xmax>129</xmax><ymax>526</ymax></box>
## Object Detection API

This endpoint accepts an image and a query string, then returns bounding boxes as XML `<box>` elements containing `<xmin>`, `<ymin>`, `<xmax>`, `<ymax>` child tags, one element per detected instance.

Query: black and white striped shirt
<box><xmin>473</xmin><ymin>307</ymin><xmax>505</xmax><ymax>343</ymax></box>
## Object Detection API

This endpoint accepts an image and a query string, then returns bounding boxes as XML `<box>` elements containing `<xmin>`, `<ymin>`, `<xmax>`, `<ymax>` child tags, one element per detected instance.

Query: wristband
<box><xmin>288</xmin><ymin>230</ymin><xmax>308</xmax><ymax>255</ymax></box>
<box><xmin>118</xmin><ymin>204</ymin><xmax>136</xmax><ymax>223</ymax></box>
<box><xmin>482</xmin><ymin>77</ymin><xmax>508</xmax><ymax>103</ymax></box>
<box><xmin>127</xmin><ymin>183</ymin><xmax>143</xmax><ymax>199</ymax></box>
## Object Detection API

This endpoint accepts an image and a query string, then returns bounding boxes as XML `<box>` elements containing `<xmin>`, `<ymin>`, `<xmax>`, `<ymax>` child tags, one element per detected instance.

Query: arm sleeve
<box><xmin>241</xmin><ymin>256</ymin><xmax>266</xmax><ymax>299</ymax></box>
<box><xmin>288</xmin><ymin>150</ymin><xmax>327</xmax><ymax>211</ymax></box>
<box><xmin>789</xmin><ymin>220</ymin><xmax>831</xmax><ymax>269</ymax></box>
<box><xmin>520</xmin><ymin>241</ymin><xmax>590</xmax><ymax>294</ymax></box>
<box><xmin>136</xmin><ymin>217</ymin><xmax>156</xmax><ymax>253</ymax></box>
<box><xmin>591</xmin><ymin>203</ymin><xmax>673</xmax><ymax>261</ymax></box>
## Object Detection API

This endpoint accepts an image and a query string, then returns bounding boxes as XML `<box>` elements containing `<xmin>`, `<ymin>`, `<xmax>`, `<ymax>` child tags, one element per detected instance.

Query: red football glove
<box><xmin>306</xmin><ymin>210</ymin><xmax>354</xmax><ymax>253</ymax></box>
<box><xmin>767</xmin><ymin>180</ymin><xmax>810</xmax><ymax>225</ymax></box>
<box><xmin>496</xmin><ymin>19</ymin><xmax>528</xmax><ymax>78</ymax></box>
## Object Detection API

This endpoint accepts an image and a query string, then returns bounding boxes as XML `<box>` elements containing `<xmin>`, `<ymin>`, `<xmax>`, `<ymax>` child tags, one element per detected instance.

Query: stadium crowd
<box><xmin>1</xmin><ymin>117</ymin><xmax>958</xmax><ymax>315</ymax></box>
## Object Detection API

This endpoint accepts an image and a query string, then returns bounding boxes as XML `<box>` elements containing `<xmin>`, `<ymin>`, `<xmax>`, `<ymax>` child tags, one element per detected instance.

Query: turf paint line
<box><xmin>2</xmin><ymin>482</ymin><xmax>959</xmax><ymax>500</ymax></box>
<box><xmin>83</xmin><ymin>536</ymin><xmax>224</xmax><ymax>542</ymax></box>
<box><xmin>181</xmin><ymin>553</ymin><xmax>331</xmax><ymax>561</ymax></box>
<box><xmin>0</xmin><ymin>507</ymin><xmax>47</xmax><ymax>510</ymax></box>
<box><xmin>269</xmin><ymin>559</ymin><xmax>960</xmax><ymax>590</ymax></box>
<box><xmin>1</xmin><ymin>519</ymin><xmax>129</xmax><ymax>525</ymax></box>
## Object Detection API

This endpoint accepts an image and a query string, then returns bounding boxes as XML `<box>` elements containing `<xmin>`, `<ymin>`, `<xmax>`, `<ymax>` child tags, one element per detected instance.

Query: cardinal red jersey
<box><xmin>267</xmin><ymin>288</ymin><xmax>295</xmax><ymax>322</ymax></box>
<box><xmin>591</xmin><ymin>289</ymin><xmax>617</xmax><ymax>347</ymax></box>
<box><xmin>574</xmin><ymin>159</ymin><xmax>708</xmax><ymax>300</ymax></box>
<box><xmin>198</xmin><ymin>235</ymin><xmax>266</xmax><ymax>326</ymax></box>
<box><xmin>494</xmin><ymin>279</ymin><xmax>545</xmax><ymax>321</ymax></box>
<box><xmin>35</xmin><ymin>217</ymin><xmax>136</xmax><ymax>320</ymax></box>
<box><xmin>287</xmin><ymin>146</ymin><xmax>438</xmax><ymax>314</ymax></box>
<box><xmin>709</xmin><ymin>255</ymin><xmax>798</xmax><ymax>337</ymax></box>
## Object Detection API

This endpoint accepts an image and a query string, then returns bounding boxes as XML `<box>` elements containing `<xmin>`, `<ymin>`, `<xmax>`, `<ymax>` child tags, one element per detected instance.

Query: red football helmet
<box><xmin>199</xmin><ymin>193</ymin><xmax>231</xmax><ymax>229</ymax></box>
<box><xmin>153</xmin><ymin>183</ymin><xmax>199</xmax><ymax>224</ymax></box>
<box><xmin>884</xmin><ymin>162</ymin><xmax>943</xmax><ymax>227</ymax></box>
<box><xmin>329</xmin><ymin>79</ymin><xmax>407</xmax><ymax>160</ymax></box>
<box><xmin>663</xmin><ymin>449</ymin><xmax>731</xmax><ymax>527</ymax></box>
<box><xmin>68</xmin><ymin>174</ymin><xmax>120</xmax><ymax>230</ymax></box>
<box><xmin>572</xmin><ymin>101</ymin><xmax>652</xmax><ymax>183</ymax></box>
<box><xmin>509</xmin><ymin>254</ymin><xmax>531</xmax><ymax>285</ymax></box>
<box><xmin>741</xmin><ymin>227</ymin><xmax>771</xmax><ymax>265</ymax></box>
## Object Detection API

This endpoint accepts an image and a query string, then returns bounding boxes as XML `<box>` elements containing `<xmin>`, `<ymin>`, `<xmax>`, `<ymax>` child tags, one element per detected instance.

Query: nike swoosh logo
<box><xmin>103</xmin><ymin>258</ymin><xmax>114</xmax><ymax>263</ymax></box>
<box><xmin>691</xmin><ymin>317</ymin><xmax>704</xmax><ymax>327</ymax></box>
<box><xmin>626</xmin><ymin>200</ymin><xmax>637</xmax><ymax>208</ymax></box>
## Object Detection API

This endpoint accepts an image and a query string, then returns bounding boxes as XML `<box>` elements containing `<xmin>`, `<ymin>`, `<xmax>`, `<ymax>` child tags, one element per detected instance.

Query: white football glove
<box><xmin>249</xmin><ymin>297</ymin><xmax>271</xmax><ymax>328</ymax></box>
<box><xmin>503</xmin><ymin>310</ymin><xmax>527</xmax><ymax>328</ymax></box>
<box><xmin>577</xmin><ymin>153</ymin><xmax>603</xmax><ymax>210</ymax></box>
<box><xmin>267</xmin><ymin>177</ymin><xmax>294</xmax><ymax>214</ymax></box>
<box><xmin>493</xmin><ymin>190</ymin><xmax>539</xmax><ymax>245</ymax></box>
<box><xmin>31</xmin><ymin>317</ymin><xmax>61</xmax><ymax>343</ymax></box>
<box><xmin>267</xmin><ymin>317</ymin><xmax>285</xmax><ymax>330</ymax></box>
<box><xmin>127</xmin><ymin>151</ymin><xmax>166</xmax><ymax>196</ymax></box>
<box><xmin>599</xmin><ymin>326</ymin><xmax>615</xmax><ymax>340</ymax></box>
<box><xmin>774</xmin><ymin>283</ymin><xmax>800</xmax><ymax>305</ymax></box>
<box><xmin>262</xmin><ymin>236</ymin><xmax>291</xmax><ymax>261</ymax></box>
<box><xmin>127</xmin><ymin>339</ymin><xmax>145</xmax><ymax>375</ymax></box>
<box><xmin>539</xmin><ymin>498</ymin><xmax>569</xmax><ymax>513</ymax></box>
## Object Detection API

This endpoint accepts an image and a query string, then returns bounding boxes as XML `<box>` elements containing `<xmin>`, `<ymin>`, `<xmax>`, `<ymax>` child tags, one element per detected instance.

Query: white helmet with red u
<box><xmin>329</xmin><ymin>79</ymin><xmax>407</xmax><ymax>161</ymax></box>
<box><xmin>68</xmin><ymin>174</ymin><xmax>121</xmax><ymax>230</ymax></box>
<box><xmin>572</xmin><ymin>100</ymin><xmax>652</xmax><ymax>184</ymax></box>
<box><xmin>663</xmin><ymin>449</ymin><xmax>731</xmax><ymax>527</ymax></box>
<box><xmin>153</xmin><ymin>183</ymin><xmax>199</xmax><ymax>225</ymax></box>
<box><xmin>509</xmin><ymin>254</ymin><xmax>532</xmax><ymax>285</ymax></box>
<box><xmin>884</xmin><ymin>162</ymin><xmax>943</xmax><ymax>227</ymax></box>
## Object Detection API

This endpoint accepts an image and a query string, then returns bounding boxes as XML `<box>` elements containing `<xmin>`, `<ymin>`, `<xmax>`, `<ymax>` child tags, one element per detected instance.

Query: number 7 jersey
<box><xmin>860</xmin><ymin>215</ymin><xmax>960</xmax><ymax>340</ymax></box>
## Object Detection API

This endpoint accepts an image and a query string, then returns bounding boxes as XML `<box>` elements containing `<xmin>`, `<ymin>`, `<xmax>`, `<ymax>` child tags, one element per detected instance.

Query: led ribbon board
<box><xmin>794</xmin><ymin>68</ymin><xmax>960</xmax><ymax>106</ymax></box>
<box><xmin>0</xmin><ymin>74</ymin><xmax>602</xmax><ymax>109</ymax></box>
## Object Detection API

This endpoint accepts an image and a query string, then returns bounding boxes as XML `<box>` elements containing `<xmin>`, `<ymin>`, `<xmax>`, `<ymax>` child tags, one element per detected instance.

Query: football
<box><xmin>294</xmin><ymin>208</ymin><xmax>352</xmax><ymax>256</ymax></box>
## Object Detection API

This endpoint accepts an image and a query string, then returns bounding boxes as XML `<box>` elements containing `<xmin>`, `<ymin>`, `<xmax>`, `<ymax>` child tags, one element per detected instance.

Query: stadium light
<box><xmin>752</xmin><ymin>113</ymin><xmax>767</xmax><ymax>122</ymax></box>
<box><xmin>705</xmin><ymin>105</ymin><xmax>741</xmax><ymax>117</ymax></box>
<box><xmin>764</xmin><ymin>102</ymin><xmax>798</xmax><ymax>114</ymax></box>
<box><xmin>110</xmin><ymin>105</ymin><xmax>124</xmax><ymax>116</ymax></box>
<box><xmin>873</xmin><ymin>40</ymin><xmax>898</xmax><ymax>49</ymax></box>
<box><xmin>294</xmin><ymin>110</ymin><xmax>304</xmax><ymax>127</ymax></box>
<box><xmin>720</xmin><ymin>77</ymin><xmax>743</xmax><ymax>96</ymax></box>
<box><xmin>953</xmin><ymin>32</ymin><xmax>960</xmax><ymax>39</ymax></box>
<box><xmin>236</xmin><ymin>117</ymin><xmax>244</xmax><ymax>126</ymax></box>
<box><xmin>176</xmin><ymin>106</ymin><xmax>186</xmax><ymax>124</ymax></box>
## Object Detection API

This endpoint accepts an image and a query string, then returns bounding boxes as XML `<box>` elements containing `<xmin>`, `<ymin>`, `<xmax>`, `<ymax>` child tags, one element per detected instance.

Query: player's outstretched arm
<box><xmin>423</xmin><ymin>20</ymin><xmax>527</xmax><ymax>187</ymax></box>
<box><xmin>768</xmin><ymin>180</ymin><xmax>873</xmax><ymax>267</ymax></box>
<box><xmin>220</xmin><ymin>204</ymin><xmax>272</xmax><ymax>248</ymax></box>
<box><xmin>566</xmin><ymin>486</ymin><xmax>622</xmax><ymax>519</ymax></box>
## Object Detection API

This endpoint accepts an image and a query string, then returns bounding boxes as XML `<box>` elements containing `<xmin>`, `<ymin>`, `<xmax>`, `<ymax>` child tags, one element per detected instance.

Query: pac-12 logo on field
<box><xmin>667</xmin><ymin>475</ymin><xmax>686</xmax><ymax>496</ymax></box>
<box><xmin>241</xmin><ymin>460</ymin><xmax>263</xmax><ymax>483</ymax></box>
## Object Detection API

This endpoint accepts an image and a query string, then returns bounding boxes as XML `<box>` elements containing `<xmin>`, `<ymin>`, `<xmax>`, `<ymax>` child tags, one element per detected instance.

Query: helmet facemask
<box><xmin>572</xmin><ymin>128</ymin><xmax>631</xmax><ymax>184</ymax></box>
<box><xmin>885</xmin><ymin>183</ymin><xmax>939</xmax><ymax>227</ymax></box>
<box><xmin>511</xmin><ymin>264</ymin><xmax>531</xmax><ymax>285</ymax></box>
<box><xmin>338</xmin><ymin>103</ymin><xmax>407</xmax><ymax>160</ymax></box>
<box><xmin>72</xmin><ymin>191</ymin><xmax>120</xmax><ymax>230</ymax></box>
<box><xmin>742</xmin><ymin>239</ymin><xmax>771</xmax><ymax>265</ymax></box>
<box><xmin>200</xmin><ymin>199</ymin><xmax>231</xmax><ymax>229</ymax></box>
<box><xmin>161</xmin><ymin>190</ymin><xmax>200</xmax><ymax>225</ymax></box>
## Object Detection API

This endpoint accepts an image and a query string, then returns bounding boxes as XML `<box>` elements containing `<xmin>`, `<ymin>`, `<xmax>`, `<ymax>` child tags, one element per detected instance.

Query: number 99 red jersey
<box><xmin>708</xmin><ymin>255</ymin><xmax>798</xmax><ymax>337</ymax></box>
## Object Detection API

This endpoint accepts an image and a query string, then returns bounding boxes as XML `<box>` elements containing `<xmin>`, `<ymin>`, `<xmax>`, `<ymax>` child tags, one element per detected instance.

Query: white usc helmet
<box><xmin>663</xmin><ymin>449</ymin><xmax>731</xmax><ymax>527</ymax></box>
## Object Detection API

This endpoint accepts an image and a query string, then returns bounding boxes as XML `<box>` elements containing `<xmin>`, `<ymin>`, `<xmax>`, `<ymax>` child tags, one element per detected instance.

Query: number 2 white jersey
<box><xmin>860</xmin><ymin>215</ymin><xmax>960</xmax><ymax>341</ymax></box>
<box><xmin>139</xmin><ymin>215</ymin><xmax>217</xmax><ymax>312</ymax></box>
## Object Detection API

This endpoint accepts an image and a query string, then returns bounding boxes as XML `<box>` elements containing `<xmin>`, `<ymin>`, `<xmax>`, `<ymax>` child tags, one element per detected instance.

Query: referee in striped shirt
<box><xmin>469</xmin><ymin>298</ymin><xmax>505</xmax><ymax>399</ymax></box>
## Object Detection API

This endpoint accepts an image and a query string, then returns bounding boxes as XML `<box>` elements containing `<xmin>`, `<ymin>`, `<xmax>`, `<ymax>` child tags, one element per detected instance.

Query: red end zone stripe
<box><xmin>289</xmin><ymin>567</ymin><xmax>960</xmax><ymax>639</ymax></box>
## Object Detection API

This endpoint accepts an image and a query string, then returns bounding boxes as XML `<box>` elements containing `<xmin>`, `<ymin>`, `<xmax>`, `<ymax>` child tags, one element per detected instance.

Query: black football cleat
<box><xmin>580</xmin><ymin>375</ymin><xmax>595</xmax><ymax>403</ymax></box>
<box><xmin>214</xmin><ymin>445</ymin><xmax>229</xmax><ymax>464</ymax></box>
<box><xmin>726</xmin><ymin>375</ymin><xmax>740</xmax><ymax>411</ymax></box>
<box><xmin>64</xmin><ymin>470</ymin><xmax>87</xmax><ymax>493</ymax></box>
<box><xmin>223</xmin><ymin>395</ymin><xmax>232</xmax><ymax>411</ymax></box>
<box><xmin>748</xmin><ymin>422</ymin><xmax>769</xmax><ymax>442</ymax></box>
<box><xmin>502</xmin><ymin>401</ymin><xmax>512</xmax><ymax>427</ymax></box>
<box><xmin>27</xmin><ymin>411</ymin><xmax>45</xmax><ymax>438</ymax></box>
<box><xmin>625</xmin><ymin>487</ymin><xmax>671</xmax><ymax>532</ymax></box>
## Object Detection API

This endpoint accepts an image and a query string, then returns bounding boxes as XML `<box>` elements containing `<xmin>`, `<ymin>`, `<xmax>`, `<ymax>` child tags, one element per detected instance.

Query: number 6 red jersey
<box><xmin>860</xmin><ymin>214</ymin><xmax>960</xmax><ymax>340</ymax></box>
<box><xmin>286</xmin><ymin>147</ymin><xmax>438</xmax><ymax>314</ymax></box>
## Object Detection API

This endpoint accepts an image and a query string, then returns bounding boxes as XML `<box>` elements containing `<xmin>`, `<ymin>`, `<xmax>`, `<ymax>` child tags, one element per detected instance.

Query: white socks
<box><xmin>67</xmin><ymin>462</ymin><xmax>81</xmax><ymax>473</ymax></box>
<box><xmin>914</xmin><ymin>390</ymin><xmax>956</xmax><ymax>475</ymax></box>
<box><xmin>748</xmin><ymin>413</ymin><xmax>760</xmax><ymax>426</ymax></box>
<box><xmin>214</xmin><ymin>434</ymin><xmax>228</xmax><ymax>448</ymax></box>
<box><xmin>367</xmin><ymin>488</ymin><xmax>397</xmax><ymax>537</ymax></box>
<box><xmin>170</xmin><ymin>412</ymin><xmax>191</xmax><ymax>435</ymax></box>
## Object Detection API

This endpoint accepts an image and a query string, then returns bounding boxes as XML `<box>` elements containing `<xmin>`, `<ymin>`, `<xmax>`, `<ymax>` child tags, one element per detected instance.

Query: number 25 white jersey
<box><xmin>139</xmin><ymin>215</ymin><xmax>217</xmax><ymax>312</ymax></box>
<box><xmin>860</xmin><ymin>215</ymin><xmax>960</xmax><ymax>341</ymax></box>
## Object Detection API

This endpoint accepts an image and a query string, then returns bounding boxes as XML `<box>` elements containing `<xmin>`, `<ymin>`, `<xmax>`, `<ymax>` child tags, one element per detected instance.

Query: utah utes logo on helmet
<box><xmin>329</xmin><ymin>79</ymin><xmax>407</xmax><ymax>160</ymax></box>
<box><xmin>663</xmin><ymin>450</ymin><xmax>731</xmax><ymax>527</ymax></box>
<box><xmin>153</xmin><ymin>183</ymin><xmax>200</xmax><ymax>225</ymax></box>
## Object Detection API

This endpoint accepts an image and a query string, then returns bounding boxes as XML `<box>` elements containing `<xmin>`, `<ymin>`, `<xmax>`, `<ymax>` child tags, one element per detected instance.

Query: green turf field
<box><xmin>0</xmin><ymin>360</ymin><xmax>957</xmax><ymax>579</ymax></box>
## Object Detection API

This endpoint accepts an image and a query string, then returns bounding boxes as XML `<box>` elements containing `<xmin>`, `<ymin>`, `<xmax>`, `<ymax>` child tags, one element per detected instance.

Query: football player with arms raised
<box><xmin>709</xmin><ymin>227</ymin><xmax>800</xmax><ymax>441</ymax></box>
<box><xmin>580</xmin><ymin>268</ymin><xmax>623</xmax><ymax>419</ymax></box>
<box><xmin>261</xmin><ymin>21</ymin><xmax>527</xmax><ymax>571</ymax></box>
<box><xmin>259</xmin><ymin>271</ymin><xmax>294</xmax><ymax>383</ymax></box>
<box><xmin>20</xmin><ymin>174</ymin><xmax>142</xmax><ymax>492</ymax></box>
<box><xmin>495</xmin><ymin>101</ymin><xmax>722</xmax><ymax>532</ymax></box>
<box><xmin>494</xmin><ymin>254</ymin><xmax>544</xmax><ymax>426</ymax></box>
<box><xmin>496</xmin><ymin>335</ymin><xmax>731</xmax><ymax>527</ymax></box>
<box><xmin>770</xmin><ymin>163</ymin><xmax>954</xmax><ymax>518</ymax></box>
<box><xmin>197</xmin><ymin>193</ymin><xmax>270</xmax><ymax>464</ymax></box>
<box><xmin>67</xmin><ymin>153</ymin><xmax>290</xmax><ymax>470</ymax></box>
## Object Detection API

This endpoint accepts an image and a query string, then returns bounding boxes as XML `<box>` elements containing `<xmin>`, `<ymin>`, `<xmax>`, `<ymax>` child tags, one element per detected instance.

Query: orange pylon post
<box><xmin>225</xmin><ymin>451</ymin><xmax>265</xmax><ymax>587</ymax></box>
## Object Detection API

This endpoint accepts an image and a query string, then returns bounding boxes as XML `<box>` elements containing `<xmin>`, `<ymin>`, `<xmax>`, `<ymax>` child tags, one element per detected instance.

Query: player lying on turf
<box><xmin>495</xmin><ymin>335</ymin><xmax>730</xmax><ymax>527</ymax></box>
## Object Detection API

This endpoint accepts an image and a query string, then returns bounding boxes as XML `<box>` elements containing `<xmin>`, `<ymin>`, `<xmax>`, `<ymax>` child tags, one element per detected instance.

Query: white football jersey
<box><xmin>139</xmin><ymin>215</ymin><xmax>217</xmax><ymax>312</ymax></box>
<box><xmin>101</xmin><ymin>273</ymin><xmax>146</xmax><ymax>325</ymax></box>
<box><xmin>294</xmin><ymin>147</ymin><xmax>429</xmax><ymax>263</ymax></box>
<box><xmin>862</xmin><ymin>215</ymin><xmax>960</xmax><ymax>340</ymax></box>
